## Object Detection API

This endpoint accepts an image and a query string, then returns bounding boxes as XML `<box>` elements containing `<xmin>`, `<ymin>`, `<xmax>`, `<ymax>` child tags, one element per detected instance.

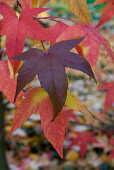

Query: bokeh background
<box><xmin>0</xmin><ymin>0</ymin><xmax>114</xmax><ymax>169</ymax></box>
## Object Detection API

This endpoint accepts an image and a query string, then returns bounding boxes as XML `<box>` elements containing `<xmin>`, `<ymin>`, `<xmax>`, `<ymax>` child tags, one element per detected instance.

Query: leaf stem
<box><xmin>36</xmin><ymin>16</ymin><xmax>79</xmax><ymax>25</ymax></box>
<box><xmin>40</xmin><ymin>41</ymin><xmax>46</xmax><ymax>52</ymax></box>
<box><xmin>17</xmin><ymin>0</ymin><xmax>23</xmax><ymax>10</ymax></box>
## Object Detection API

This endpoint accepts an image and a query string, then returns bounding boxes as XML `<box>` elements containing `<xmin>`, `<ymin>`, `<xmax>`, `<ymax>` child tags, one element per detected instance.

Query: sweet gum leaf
<box><xmin>11</xmin><ymin>38</ymin><xmax>95</xmax><ymax>120</ymax></box>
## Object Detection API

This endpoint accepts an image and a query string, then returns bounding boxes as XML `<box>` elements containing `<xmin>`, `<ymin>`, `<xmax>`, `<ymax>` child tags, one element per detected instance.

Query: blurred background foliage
<box><xmin>0</xmin><ymin>0</ymin><xmax>114</xmax><ymax>169</ymax></box>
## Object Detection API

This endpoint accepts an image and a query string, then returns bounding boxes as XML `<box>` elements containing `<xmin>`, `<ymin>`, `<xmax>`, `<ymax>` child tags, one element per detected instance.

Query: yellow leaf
<box><xmin>32</xmin><ymin>0</ymin><xmax>50</xmax><ymax>8</ymax></box>
<box><xmin>32</xmin><ymin>0</ymin><xmax>39</xmax><ymax>7</ymax></box>
<box><xmin>65</xmin><ymin>0</ymin><xmax>91</xmax><ymax>25</ymax></box>
<box><xmin>65</xmin><ymin>91</ymin><xmax>93</xmax><ymax>124</ymax></box>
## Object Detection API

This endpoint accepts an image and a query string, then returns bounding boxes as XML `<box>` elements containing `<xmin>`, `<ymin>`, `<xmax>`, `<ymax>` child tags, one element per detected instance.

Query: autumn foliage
<box><xmin>0</xmin><ymin>0</ymin><xmax>114</xmax><ymax>159</ymax></box>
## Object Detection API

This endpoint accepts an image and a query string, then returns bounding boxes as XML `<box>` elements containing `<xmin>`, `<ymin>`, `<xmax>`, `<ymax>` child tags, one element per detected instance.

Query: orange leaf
<box><xmin>38</xmin><ymin>0</ymin><xmax>49</xmax><ymax>8</ymax></box>
<box><xmin>9</xmin><ymin>87</ymin><xmax>48</xmax><ymax>136</ymax></box>
<box><xmin>9</xmin><ymin>87</ymin><xmax>65</xmax><ymax>158</ymax></box>
<box><xmin>9</xmin><ymin>87</ymin><xmax>81</xmax><ymax>158</ymax></box>
<box><xmin>20</xmin><ymin>0</ymin><xmax>32</xmax><ymax>9</ymax></box>
<box><xmin>66</xmin><ymin>0</ymin><xmax>91</xmax><ymax>25</ymax></box>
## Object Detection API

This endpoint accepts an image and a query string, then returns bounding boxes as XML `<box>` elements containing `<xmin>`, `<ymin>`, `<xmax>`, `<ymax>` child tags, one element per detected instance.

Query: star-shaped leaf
<box><xmin>11</xmin><ymin>38</ymin><xmax>95</xmax><ymax>120</ymax></box>
<box><xmin>69</xmin><ymin>131</ymin><xmax>98</xmax><ymax>157</ymax></box>
<box><xmin>0</xmin><ymin>2</ymin><xmax>51</xmax><ymax>72</ymax></box>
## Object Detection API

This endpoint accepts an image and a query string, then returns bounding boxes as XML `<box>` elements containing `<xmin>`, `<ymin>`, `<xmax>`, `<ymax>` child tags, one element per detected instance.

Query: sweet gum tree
<box><xmin>0</xmin><ymin>0</ymin><xmax>114</xmax><ymax>169</ymax></box>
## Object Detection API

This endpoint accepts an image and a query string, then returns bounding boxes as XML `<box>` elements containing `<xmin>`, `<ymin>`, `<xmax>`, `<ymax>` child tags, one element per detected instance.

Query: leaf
<box><xmin>38</xmin><ymin>94</ymin><xmax>65</xmax><ymax>158</ymax></box>
<box><xmin>32</xmin><ymin>0</ymin><xmax>39</xmax><ymax>7</ymax></box>
<box><xmin>75</xmin><ymin>42</ymin><xmax>85</xmax><ymax>58</ymax></box>
<box><xmin>9</xmin><ymin>87</ymin><xmax>48</xmax><ymax>136</ymax></box>
<box><xmin>56</xmin><ymin>24</ymin><xmax>114</xmax><ymax>67</ymax></box>
<box><xmin>62</xmin><ymin>109</ymin><xmax>78</xmax><ymax>131</ymax></box>
<box><xmin>9</xmin><ymin>87</ymin><xmax>76</xmax><ymax>158</ymax></box>
<box><xmin>31</xmin><ymin>21</ymin><xmax>69</xmax><ymax>51</ymax></box>
<box><xmin>37</xmin><ymin>0</ymin><xmax>50</xmax><ymax>8</ymax></box>
<box><xmin>9</xmin><ymin>88</ymin><xmax>94</xmax><ymax>136</ymax></box>
<box><xmin>11</xmin><ymin>38</ymin><xmax>95</xmax><ymax>120</ymax></box>
<box><xmin>20</xmin><ymin>0</ymin><xmax>32</xmax><ymax>9</ymax></box>
<box><xmin>98</xmin><ymin>81</ymin><xmax>114</xmax><ymax>112</ymax></box>
<box><xmin>94</xmin><ymin>0</ymin><xmax>108</xmax><ymax>4</ymax></box>
<box><xmin>66</xmin><ymin>0</ymin><xmax>91</xmax><ymax>25</ymax></box>
<box><xmin>65</xmin><ymin>91</ymin><xmax>93</xmax><ymax>124</ymax></box>
<box><xmin>0</xmin><ymin>60</ymin><xmax>16</xmax><ymax>103</ymax></box>
<box><xmin>0</xmin><ymin>2</ymin><xmax>51</xmax><ymax>72</ymax></box>
<box><xmin>69</xmin><ymin>131</ymin><xmax>98</xmax><ymax>157</ymax></box>
<box><xmin>9</xmin><ymin>86</ymin><xmax>101</xmax><ymax>158</ymax></box>
<box><xmin>94</xmin><ymin>0</ymin><xmax>114</xmax><ymax>28</ymax></box>
<box><xmin>32</xmin><ymin>0</ymin><xmax>57</xmax><ymax>8</ymax></box>
<box><xmin>94</xmin><ymin>66</ymin><xmax>102</xmax><ymax>82</ymax></box>
<box><xmin>2</xmin><ymin>0</ymin><xmax>16</xmax><ymax>3</ymax></box>
<box><xmin>46</xmin><ymin>22</ymin><xmax>69</xmax><ymax>44</ymax></box>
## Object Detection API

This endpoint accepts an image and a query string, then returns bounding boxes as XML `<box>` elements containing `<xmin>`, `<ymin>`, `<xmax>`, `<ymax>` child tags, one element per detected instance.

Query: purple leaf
<box><xmin>11</xmin><ymin>38</ymin><xmax>95</xmax><ymax>120</ymax></box>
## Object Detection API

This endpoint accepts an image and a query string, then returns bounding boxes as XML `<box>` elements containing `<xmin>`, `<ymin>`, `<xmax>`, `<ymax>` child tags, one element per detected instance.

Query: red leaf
<box><xmin>9</xmin><ymin>87</ymin><xmax>83</xmax><ymax>158</ymax></box>
<box><xmin>9</xmin><ymin>87</ymin><xmax>72</xmax><ymax>158</ymax></box>
<box><xmin>62</xmin><ymin>109</ymin><xmax>78</xmax><ymax>131</ymax></box>
<box><xmin>94</xmin><ymin>0</ymin><xmax>114</xmax><ymax>28</ymax></box>
<box><xmin>46</xmin><ymin>22</ymin><xmax>69</xmax><ymax>44</ymax></box>
<box><xmin>39</xmin><ymin>96</ymin><xmax>65</xmax><ymax>158</ymax></box>
<box><xmin>69</xmin><ymin>132</ymin><xmax>98</xmax><ymax>157</ymax></box>
<box><xmin>0</xmin><ymin>2</ymin><xmax>51</xmax><ymax>72</ymax></box>
<box><xmin>9</xmin><ymin>87</ymin><xmax>47</xmax><ymax>136</ymax></box>
<box><xmin>0</xmin><ymin>60</ymin><xmax>16</xmax><ymax>103</ymax></box>
<box><xmin>56</xmin><ymin>24</ymin><xmax>114</xmax><ymax>67</ymax></box>
<box><xmin>98</xmin><ymin>81</ymin><xmax>114</xmax><ymax>112</ymax></box>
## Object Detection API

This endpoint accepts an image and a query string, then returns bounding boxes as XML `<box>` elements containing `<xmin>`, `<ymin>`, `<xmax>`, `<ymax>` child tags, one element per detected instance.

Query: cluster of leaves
<box><xmin>0</xmin><ymin>0</ymin><xmax>114</xmax><ymax>158</ymax></box>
